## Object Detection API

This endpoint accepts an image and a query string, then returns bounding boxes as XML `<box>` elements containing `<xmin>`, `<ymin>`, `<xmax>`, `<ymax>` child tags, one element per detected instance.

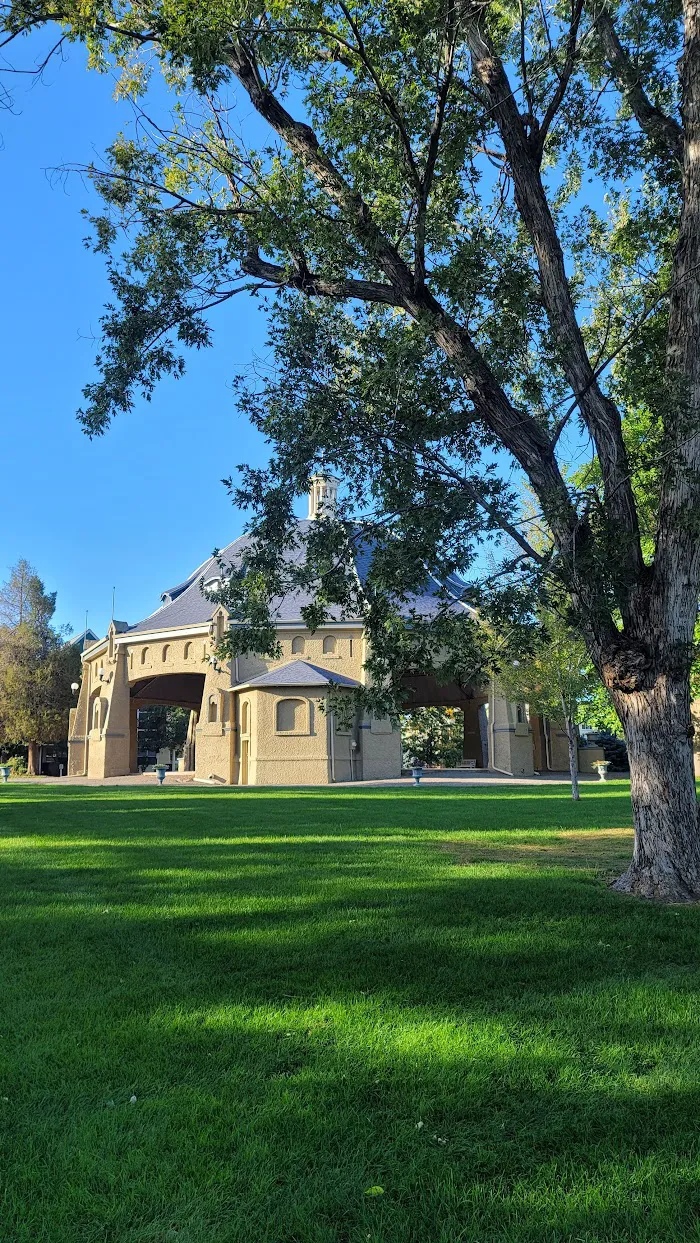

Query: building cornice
<box><xmin>81</xmin><ymin>638</ymin><xmax>108</xmax><ymax>662</ymax></box>
<box><xmin>229</xmin><ymin>620</ymin><xmax>364</xmax><ymax>631</ymax></box>
<box><xmin>115</xmin><ymin>624</ymin><xmax>212</xmax><ymax>645</ymax></box>
<box><xmin>84</xmin><ymin>619</ymin><xmax>363</xmax><ymax>660</ymax></box>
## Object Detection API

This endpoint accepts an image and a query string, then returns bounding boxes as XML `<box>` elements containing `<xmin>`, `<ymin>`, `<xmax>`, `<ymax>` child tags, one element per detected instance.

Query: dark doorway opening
<box><xmin>129</xmin><ymin>672</ymin><xmax>205</xmax><ymax>773</ymax></box>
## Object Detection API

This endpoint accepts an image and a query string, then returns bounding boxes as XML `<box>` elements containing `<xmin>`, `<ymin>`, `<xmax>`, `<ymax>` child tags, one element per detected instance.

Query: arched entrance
<box><xmin>129</xmin><ymin>672</ymin><xmax>206</xmax><ymax>773</ymax></box>
<box><xmin>400</xmin><ymin>673</ymin><xmax>489</xmax><ymax>767</ymax></box>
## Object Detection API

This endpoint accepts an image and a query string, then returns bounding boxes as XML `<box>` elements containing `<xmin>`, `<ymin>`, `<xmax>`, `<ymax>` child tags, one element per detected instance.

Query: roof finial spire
<box><xmin>308</xmin><ymin>472</ymin><xmax>340</xmax><ymax>519</ymax></box>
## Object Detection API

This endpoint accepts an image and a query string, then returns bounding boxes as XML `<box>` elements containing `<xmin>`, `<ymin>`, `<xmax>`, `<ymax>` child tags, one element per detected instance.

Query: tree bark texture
<box><xmin>611</xmin><ymin>674</ymin><xmax>700</xmax><ymax>901</ymax></box>
<box><xmin>27</xmin><ymin>741</ymin><xmax>39</xmax><ymax>777</ymax></box>
<box><xmin>564</xmin><ymin>713</ymin><xmax>580</xmax><ymax>802</ymax></box>
<box><xmin>602</xmin><ymin>0</ymin><xmax>700</xmax><ymax>901</ymax></box>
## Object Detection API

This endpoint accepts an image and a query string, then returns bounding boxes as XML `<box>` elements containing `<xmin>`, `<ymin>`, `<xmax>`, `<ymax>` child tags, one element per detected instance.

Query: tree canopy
<box><xmin>2</xmin><ymin>0</ymin><xmax>700</xmax><ymax>897</ymax></box>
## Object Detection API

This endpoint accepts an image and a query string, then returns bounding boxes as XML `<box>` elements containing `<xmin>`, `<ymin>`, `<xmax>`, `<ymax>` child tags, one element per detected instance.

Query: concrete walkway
<box><xmin>3</xmin><ymin>769</ymin><xmax>626</xmax><ymax>789</ymax></box>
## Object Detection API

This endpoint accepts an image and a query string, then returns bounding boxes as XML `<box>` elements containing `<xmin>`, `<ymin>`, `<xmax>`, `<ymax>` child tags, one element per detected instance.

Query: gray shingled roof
<box><xmin>233</xmin><ymin>659</ymin><xmax>361</xmax><ymax>691</ymax></box>
<box><xmin>125</xmin><ymin>518</ymin><xmax>471</xmax><ymax>636</ymax></box>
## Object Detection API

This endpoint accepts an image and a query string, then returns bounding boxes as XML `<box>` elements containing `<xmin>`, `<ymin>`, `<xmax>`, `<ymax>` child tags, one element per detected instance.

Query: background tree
<box><xmin>137</xmin><ymin>705</ymin><xmax>190</xmax><ymax>760</ymax></box>
<box><xmin>0</xmin><ymin>561</ymin><xmax>80</xmax><ymax>774</ymax></box>
<box><xmin>0</xmin><ymin>558</ymin><xmax>56</xmax><ymax>632</ymax></box>
<box><xmin>495</xmin><ymin>608</ymin><xmax>600</xmax><ymax>800</ymax></box>
<box><xmin>3</xmin><ymin>0</ymin><xmax>700</xmax><ymax>897</ymax></box>
<box><xmin>400</xmin><ymin>707</ymin><xmax>465</xmax><ymax>770</ymax></box>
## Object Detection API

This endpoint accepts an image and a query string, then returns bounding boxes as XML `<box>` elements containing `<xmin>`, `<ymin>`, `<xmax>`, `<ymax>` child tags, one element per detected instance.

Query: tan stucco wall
<box><xmin>547</xmin><ymin>723</ymin><xmax>571</xmax><ymax>772</ymax></box>
<box><xmin>488</xmin><ymin>684</ymin><xmax>535</xmax><ymax>776</ymax></box>
<box><xmin>79</xmin><ymin>636</ymin><xmax>132</xmax><ymax>779</ymax></box>
<box><xmin>72</xmin><ymin>618</ymin><xmax>536</xmax><ymax>786</ymax></box>
<box><xmin>360</xmin><ymin>717</ymin><xmax>402</xmax><ymax>781</ymax></box>
<box><xmin>195</xmin><ymin>662</ymin><xmax>234</xmax><ymax>784</ymax></box>
<box><xmin>578</xmin><ymin>745</ymin><xmax>606</xmax><ymax>773</ymax></box>
<box><xmin>71</xmin><ymin>620</ymin><xmax>372</xmax><ymax>786</ymax></box>
<box><xmin>71</xmin><ymin>623</ymin><xmax>217</xmax><ymax>781</ymax></box>
<box><xmin>239</xmin><ymin>687</ymin><xmax>331</xmax><ymax>786</ymax></box>
<box><xmin>234</xmin><ymin>627</ymin><xmax>364</xmax><ymax>685</ymax></box>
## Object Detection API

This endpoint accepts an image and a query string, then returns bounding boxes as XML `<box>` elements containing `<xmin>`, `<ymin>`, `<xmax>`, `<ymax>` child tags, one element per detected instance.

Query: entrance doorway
<box><xmin>129</xmin><ymin>672</ymin><xmax>205</xmax><ymax>774</ymax></box>
<box><xmin>399</xmin><ymin>674</ymin><xmax>488</xmax><ymax>767</ymax></box>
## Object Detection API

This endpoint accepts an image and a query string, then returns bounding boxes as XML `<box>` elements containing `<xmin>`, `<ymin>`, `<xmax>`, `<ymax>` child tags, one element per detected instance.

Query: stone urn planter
<box><xmin>409</xmin><ymin>758</ymin><xmax>425</xmax><ymax>787</ymax></box>
<box><xmin>593</xmin><ymin>760</ymin><xmax>611</xmax><ymax>782</ymax></box>
<box><xmin>155</xmin><ymin>765</ymin><xmax>167</xmax><ymax>786</ymax></box>
<box><xmin>0</xmin><ymin>765</ymin><xmax>10</xmax><ymax>783</ymax></box>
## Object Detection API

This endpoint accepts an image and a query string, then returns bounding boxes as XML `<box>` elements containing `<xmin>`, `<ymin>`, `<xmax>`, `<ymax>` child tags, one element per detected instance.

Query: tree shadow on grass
<box><xmin>3</xmin><ymin>784</ymin><xmax>700</xmax><ymax>1242</ymax></box>
<box><xmin>0</xmin><ymin>784</ymin><xmax>635</xmax><ymax>842</ymax></box>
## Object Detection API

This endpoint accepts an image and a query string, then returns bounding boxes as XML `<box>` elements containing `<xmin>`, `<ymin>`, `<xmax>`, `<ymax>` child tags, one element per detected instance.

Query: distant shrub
<box><xmin>597</xmin><ymin>734</ymin><xmax>629</xmax><ymax>771</ymax></box>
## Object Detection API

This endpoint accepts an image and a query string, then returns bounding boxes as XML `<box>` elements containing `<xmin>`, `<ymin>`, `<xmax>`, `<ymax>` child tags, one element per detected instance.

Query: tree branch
<box><xmin>536</xmin><ymin>0</ymin><xmax>585</xmax><ymax>157</ymax></box>
<box><xmin>225</xmin><ymin>39</ymin><xmax>588</xmax><ymax>570</ymax></box>
<box><xmin>336</xmin><ymin>1</ymin><xmax>422</xmax><ymax>194</ymax></box>
<box><xmin>241</xmin><ymin>247</ymin><xmax>401</xmax><ymax>304</ymax></box>
<box><xmin>467</xmin><ymin>20</ymin><xmax>644</xmax><ymax>601</ymax></box>
<box><xmin>415</xmin><ymin>25</ymin><xmax>457</xmax><ymax>288</ymax></box>
<box><xmin>596</xmin><ymin>9</ymin><xmax>683</xmax><ymax>167</ymax></box>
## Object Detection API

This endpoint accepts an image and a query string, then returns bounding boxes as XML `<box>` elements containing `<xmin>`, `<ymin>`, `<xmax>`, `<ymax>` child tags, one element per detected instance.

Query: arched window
<box><xmin>141</xmin><ymin>647</ymin><xmax>149</xmax><ymax>665</ymax></box>
<box><xmin>208</xmin><ymin>696</ymin><xmax>218</xmax><ymax>724</ymax></box>
<box><xmin>93</xmin><ymin>698</ymin><xmax>107</xmax><ymax>731</ymax></box>
<box><xmin>184</xmin><ymin>641</ymin><xmax>192</xmax><ymax>660</ymax></box>
<box><xmin>291</xmin><ymin>635</ymin><xmax>305</xmax><ymax>654</ymax></box>
<box><xmin>516</xmin><ymin>703</ymin><xmax>525</xmax><ymax>724</ymax></box>
<box><xmin>276</xmin><ymin>697</ymin><xmax>305</xmax><ymax>733</ymax></box>
<box><xmin>241</xmin><ymin>700</ymin><xmax>250</xmax><ymax>735</ymax></box>
<box><xmin>322</xmin><ymin>635</ymin><xmax>336</xmax><ymax>655</ymax></box>
<box><xmin>162</xmin><ymin>645</ymin><xmax>169</xmax><ymax>663</ymax></box>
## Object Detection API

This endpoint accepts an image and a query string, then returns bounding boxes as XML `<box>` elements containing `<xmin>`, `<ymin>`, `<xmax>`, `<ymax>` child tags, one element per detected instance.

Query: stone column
<box><xmin>488</xmin><ymin>681</ymin><xmax>535</xmax><ymax>776</ymax></box>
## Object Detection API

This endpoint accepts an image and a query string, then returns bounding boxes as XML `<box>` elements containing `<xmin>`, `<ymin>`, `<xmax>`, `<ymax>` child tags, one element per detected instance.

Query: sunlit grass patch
<box><xmin>445</xmin><ymin>827</ymin><xmax>635</xmax><ymax>874</ymax></box>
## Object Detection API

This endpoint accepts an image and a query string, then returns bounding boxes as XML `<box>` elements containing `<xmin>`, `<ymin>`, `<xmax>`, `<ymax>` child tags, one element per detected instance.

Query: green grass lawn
<box><xmin>2</xmin><ymin>783</ymin><xmax>700</xmax><ymax>1243</ymax></box>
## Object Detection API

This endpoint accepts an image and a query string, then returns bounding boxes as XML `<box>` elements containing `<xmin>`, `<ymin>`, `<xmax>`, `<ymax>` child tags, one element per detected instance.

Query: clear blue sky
<box><xmin>0</xmin><ymin>42</ymin><xmax>272</xmax><ymax>637</ymax></box>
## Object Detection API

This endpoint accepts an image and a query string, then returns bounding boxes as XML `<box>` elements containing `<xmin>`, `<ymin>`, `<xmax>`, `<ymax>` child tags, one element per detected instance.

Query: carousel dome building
<box><xmin>68</xmin><ymin>477</ymin><xmax>562</xmax><ymax>784</ymax></box>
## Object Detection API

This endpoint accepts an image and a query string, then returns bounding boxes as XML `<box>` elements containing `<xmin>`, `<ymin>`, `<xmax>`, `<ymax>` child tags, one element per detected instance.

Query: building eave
<box><xmin>115</xmin><ymin>624</ymin><xmax>212</xmax><ymax>645</ymax></box>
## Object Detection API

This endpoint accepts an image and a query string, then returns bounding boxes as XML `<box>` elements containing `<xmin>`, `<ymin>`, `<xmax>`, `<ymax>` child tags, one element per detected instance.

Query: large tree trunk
<box><xmin>27</xmin><ymin>741</ymin><xmax>39</xmax><ymax>776</ymax></box>
<box><xmin>611</xmin><ymin>674</ymin><xmax>700</xmax><ymax>901</ymax></box>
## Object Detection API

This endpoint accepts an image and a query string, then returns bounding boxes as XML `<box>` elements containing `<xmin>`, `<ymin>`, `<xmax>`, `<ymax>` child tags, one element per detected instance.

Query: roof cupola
<box><xmin>308</xmin><ymin>473</ymin><xmax>340</xmax><ymax>519</ymax></box>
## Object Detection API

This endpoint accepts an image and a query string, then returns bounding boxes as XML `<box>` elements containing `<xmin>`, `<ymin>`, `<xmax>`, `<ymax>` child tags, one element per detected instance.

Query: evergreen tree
<box><xmin>0</xmin><ymin>561</ymin><xmax>80</xmax><ymax>775</ymax></box>
<box><xmin>137</xmin><ymin>705</ymin><xmax>190</xmax><ymax>758</ymax></box>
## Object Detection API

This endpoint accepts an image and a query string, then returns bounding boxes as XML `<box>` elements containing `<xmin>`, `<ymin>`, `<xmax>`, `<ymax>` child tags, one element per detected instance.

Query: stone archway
<box><xmin>399</xmin><ymin>674</ymin><xmax>489</xmax><ymax>767</ymax></box>
<box><xmin>128</xmin><ymin>672</ymin><xmax>206</xmax><ymax>773</ymax></box>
